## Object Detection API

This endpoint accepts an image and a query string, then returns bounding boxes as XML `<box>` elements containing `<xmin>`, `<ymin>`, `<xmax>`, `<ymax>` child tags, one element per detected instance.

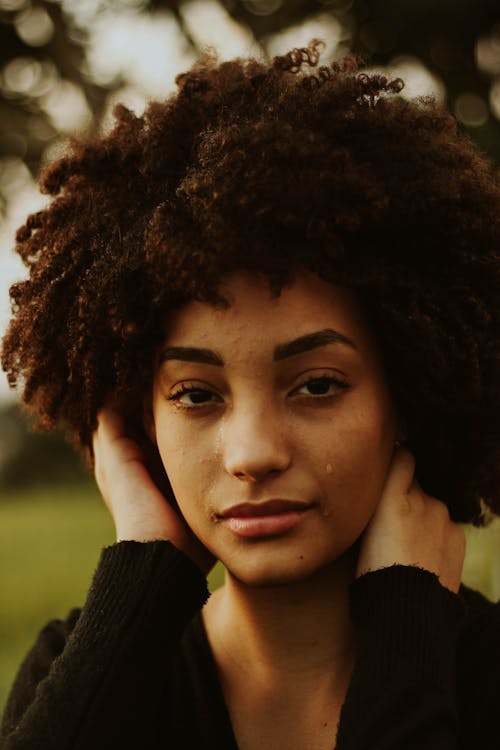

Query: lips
<box><xmin>219</xmin><ymin>499</ymin><xmax>313</xmax><ymax>519</ymax></box>
<box><xmin>218</xmin><ymin>499</ymin><xmax>314</xmax><ymax>539</ymax></box>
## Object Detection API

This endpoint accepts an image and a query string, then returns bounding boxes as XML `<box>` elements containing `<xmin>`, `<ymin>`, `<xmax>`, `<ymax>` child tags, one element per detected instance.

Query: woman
<box><xmin>1</xmin><ymin>42</ymin><xmax>499</xmax><ymax>749</ymax></box>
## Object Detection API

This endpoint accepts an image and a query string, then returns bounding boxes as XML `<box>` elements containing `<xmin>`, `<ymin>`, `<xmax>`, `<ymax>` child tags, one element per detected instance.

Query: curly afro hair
<box><xmin>2</xmin><ymin>41</ymin><xmax>499</xmax><ymax>526</ymax></box>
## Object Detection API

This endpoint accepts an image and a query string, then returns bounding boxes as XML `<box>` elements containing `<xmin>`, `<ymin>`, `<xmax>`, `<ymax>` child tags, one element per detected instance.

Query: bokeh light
<box><xmin>14</xmin><ymin>6</ymin><xmax>55</xmax><ymax>47</ymax></box>
<box><xmin>243</xmin><ymin>0</ymin><xmax>284</xmax><ymax>15</ymax></box>
<box><xmin>264</xmin><ymin>11</ymin><xmax>343</xmax><ymax>60</ymax></box>
<box><xmin>179</xmin><ymin>0</ymin><xmax>259</xmax><ymax>60</ymax></box>
<box><xmin>489</xmin><ymin>77</ymin><xmax>500</xmax><ymax>121</ymax></box>
<box><xmin>387</xmin><ymin>55</ymin><xmax>446</xmax><ymax>102</ymax></box>
<box><xmin>0</xmin><ymin>0</ymin><xmax>29</xmax><ymax>11</ymax></box>
<box><xmin>86</xmin><ymin>9</ymin><xmax>195</xmax><ymax>96</ymax></box>
<box><xmin>41</xmin><ymin>79</ymin><xmax>93</xmax><ymax>132</ymax></box>
<box><xmin>2</xmin><ymin>57</ymin><xmax>48</xmax><ymax>97</ymax></box>
<box><xmin>475</xmin><ymin>25</ymin><xmax>500</xmax><ymax>76</ymax></box>
<box><xmin>454</xmin><ymin>92</ymin><xmax>489</xmax><ymax>127</ymax></box>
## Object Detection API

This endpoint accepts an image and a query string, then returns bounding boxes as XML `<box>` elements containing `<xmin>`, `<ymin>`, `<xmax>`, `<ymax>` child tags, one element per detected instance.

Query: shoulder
<box><xmin>40</xmin><ymin>607</ymin><xmax>82</xmax><ymax>644</ymax></box>
<box><xmin>22</xmin><ymin>607</ymin><xmax>82</xmax><ymax>677</ymax></box>
<box><xmin>0</xmin><ymin>608</ymin><xmax>82</xmax><ymax>738</ymax></box>
<box><xmin>458</xmin><ymin>582</ymin><xmax>500</xmax><ymax>645</ymax></box>
<box><xmin>18</xmin><ymin>607</ymin><xmax>82</xmax><ymax>684</ymax></box>
<box><xmin>458</xmin><ymin>580</ymin><xmax>500</xmax><ymax>648</ymax></box>
<box><xmin>459</xmin><ymin>580</ymin><xmax>499</xmax><ymax>609</ymax></box>
<box><xmin>457</xmin><ymin>583</ymin><xmax>500</xmax><ymax>747</ymax></box>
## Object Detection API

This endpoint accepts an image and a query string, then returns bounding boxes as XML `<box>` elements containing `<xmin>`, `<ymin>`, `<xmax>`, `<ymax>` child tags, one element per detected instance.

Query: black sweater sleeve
<box><xmin>336</xmin><ymin>565</ymin><xmax>467</xmax><ymax>750</ymax></box>
<box><xmin>0</xmin><ymin>540</ymin><xmax>209</xmax><ymax>750</ymax></box>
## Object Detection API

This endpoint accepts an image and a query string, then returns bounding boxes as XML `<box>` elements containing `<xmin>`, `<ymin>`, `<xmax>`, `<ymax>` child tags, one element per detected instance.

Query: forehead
<box><xmin>161</xmin><ymin>271</ymin><xmax>380</xmax><ymax>368</ymax></box>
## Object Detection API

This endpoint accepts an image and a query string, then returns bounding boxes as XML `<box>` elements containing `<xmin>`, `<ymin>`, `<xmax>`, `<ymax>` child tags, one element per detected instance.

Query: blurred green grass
<box><xmin>0</xmin><ymin>483</ymin><xmax>225</xmax><ymax>716</ymax></box>
<box><xmin>1</xmin><ymin>484</ymin><xmax>499</xmax><ymax>718</ymax></box>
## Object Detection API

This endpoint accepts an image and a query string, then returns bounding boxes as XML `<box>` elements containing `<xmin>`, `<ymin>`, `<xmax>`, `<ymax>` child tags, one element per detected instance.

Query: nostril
<box><xmin>232</xmin><ymin>465</ymin><xmax>286</xmax><ymax>483</ymax></box>
<box><xmin>223</xmin><ymin>421</ymin><xmax>292</xmax><ymax>481</ymax></box>
<box><xmin>234</xmin><ymin>471</ymin><xmax>258</xmax><ymax>482</ymax></box>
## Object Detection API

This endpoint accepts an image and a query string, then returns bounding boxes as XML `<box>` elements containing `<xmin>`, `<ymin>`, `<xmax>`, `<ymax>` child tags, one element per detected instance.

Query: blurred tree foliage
<box><xmin>0</xmin><ymin>0</ymin><xmax>499</xmax><ymax>221</ymax></box>
<box><xmin>0</xmin><ymin>401</ymin><xmax>89</xmax><ymax>490</ymax></box>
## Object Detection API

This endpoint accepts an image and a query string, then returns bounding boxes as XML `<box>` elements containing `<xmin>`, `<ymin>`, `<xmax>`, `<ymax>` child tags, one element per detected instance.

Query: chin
<box><xmin>230</xmin><ymin>567</ymin><xmax>315</xmax><ymax>589</ymax></box>
<box><xmin>223</xmin><ymin>546</ymin><xmax>354</xmax><ymax>589</ymax></box>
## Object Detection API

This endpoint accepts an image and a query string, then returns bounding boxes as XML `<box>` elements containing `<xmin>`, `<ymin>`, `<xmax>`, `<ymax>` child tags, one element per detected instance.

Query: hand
<box><xmin>356</xmin><ymin>449</ymin><xmax>466</xmax><ymax>593</ymax></box>
<box><xmin>92</xmin><ymin>407</ymin><xmax>216</xmax><ymax>575</ymax></box>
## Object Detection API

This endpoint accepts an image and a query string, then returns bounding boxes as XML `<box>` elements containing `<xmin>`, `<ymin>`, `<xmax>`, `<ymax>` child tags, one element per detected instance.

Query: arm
<box><xmin>336</xmin><ymin>565</ymin><xmax>465</xmax><ymax>750</ymax></box>
<box><xmin>337</xmin><ymin>449</ymin><xmax>467</xmax><ymax>750</ymax></box>
<box><xmin>1</xmin><ymin>540</ymin><xmax>208</xmax><ymax>749</ymax></box>
<box><xmin>1</xmin><ymin>608</ymin><xmax>82</xmax><ymax>739</ymax></box>
<box><xmin>1</xmin><ymin>407</ymin><xmax>214</xmax><ymax>749</ymax></box>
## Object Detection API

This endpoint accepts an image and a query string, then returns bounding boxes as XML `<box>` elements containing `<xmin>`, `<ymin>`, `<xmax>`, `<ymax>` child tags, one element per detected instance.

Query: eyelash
<box><xmin>167</xmin><ymin>375</ymin><xmax>349</xmax><ymax>411</ymax></box>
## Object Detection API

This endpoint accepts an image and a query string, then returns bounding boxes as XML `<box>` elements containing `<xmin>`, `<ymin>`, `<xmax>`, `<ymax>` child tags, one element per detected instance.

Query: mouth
<box><xmin>217</xmin><ymin>499</ymin><xmax>314</xmax><ymax>539</ymax></box>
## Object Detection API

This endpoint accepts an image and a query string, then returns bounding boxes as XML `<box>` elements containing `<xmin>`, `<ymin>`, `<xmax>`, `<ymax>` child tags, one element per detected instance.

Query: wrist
<box><xmin>116</xmin><ymin>523</ymin><xmax>173</xmax><ymax>544</ymax></box>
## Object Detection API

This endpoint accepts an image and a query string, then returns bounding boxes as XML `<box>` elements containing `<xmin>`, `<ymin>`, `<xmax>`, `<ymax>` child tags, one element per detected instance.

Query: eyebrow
<box><xmin>159</xmin><ymin>328</ymin><xmax>357</xmax><ymax>366</ymax></box>
<box><xmin>274</xmin><ymin>328</ymin><xmax>357</xmax><ymax>361</ymax></box>
<box><xmin>159</xmin><ymin>346</ymin><xmax>224</xmax><ymax>366</ymax></box>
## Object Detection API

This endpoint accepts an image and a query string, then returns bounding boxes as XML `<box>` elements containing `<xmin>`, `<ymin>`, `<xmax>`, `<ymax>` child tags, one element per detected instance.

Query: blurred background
<box><xmin>1</xmin><ymin>0</ymin><xmax>499</xmax><ymax>717</ymax></box>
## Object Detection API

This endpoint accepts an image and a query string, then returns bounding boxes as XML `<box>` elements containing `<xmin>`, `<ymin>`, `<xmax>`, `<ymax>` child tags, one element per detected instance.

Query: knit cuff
<box><xmin>349</xmin><ymin>564</ymin><xmax>466</xmax><ymax>688</ymax></box>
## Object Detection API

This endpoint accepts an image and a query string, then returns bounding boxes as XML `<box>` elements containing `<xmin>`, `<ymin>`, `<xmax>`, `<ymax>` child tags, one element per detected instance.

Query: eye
<box><xmin>292</xmin><ymin>375</ymin><xmax>349</xmax><ymax>398</ymax></box>
<box><xmin>167</xmin><ymin>383</ymin><xmax>222</xmax><ymax>409</ymax></box>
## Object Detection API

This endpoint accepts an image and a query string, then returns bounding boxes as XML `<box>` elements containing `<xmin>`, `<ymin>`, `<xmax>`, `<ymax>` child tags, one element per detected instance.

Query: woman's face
<box><xmin>151</xmin><ymin>270</ymin><xmax>398</xmax><ymax>586</ymax></box>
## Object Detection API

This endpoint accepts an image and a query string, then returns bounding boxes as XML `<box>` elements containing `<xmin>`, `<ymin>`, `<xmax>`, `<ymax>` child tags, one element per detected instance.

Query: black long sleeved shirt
<box><xmin>1</xmin><ymin>540</ymin><xmax>499</xmax><ymax>749</ymax></box>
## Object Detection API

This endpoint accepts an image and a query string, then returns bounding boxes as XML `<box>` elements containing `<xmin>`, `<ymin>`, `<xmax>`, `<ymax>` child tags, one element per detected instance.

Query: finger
<box><xmin>94</xmin><ymin>407</ymin><xmax>126</xmax><ymax>446</ymax></box>
<box><xmin>92</xmin><ymin>409</ymin><xmax>127</xmax><ymax>480</ymax></box>
<box><xmin>95</xmin><ymin>407</ymin><xmax>144</xmax><ymax>459</ymax></box>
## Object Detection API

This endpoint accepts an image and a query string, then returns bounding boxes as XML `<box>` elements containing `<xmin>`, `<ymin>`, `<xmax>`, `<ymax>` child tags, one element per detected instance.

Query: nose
<box><xmin>222</xmin><ymin>403</ymin><xmax>292</xmax><ymax>483</ymax></box>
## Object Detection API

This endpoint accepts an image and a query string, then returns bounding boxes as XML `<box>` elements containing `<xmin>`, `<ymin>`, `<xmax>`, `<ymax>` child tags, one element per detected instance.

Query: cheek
<box><xmin>317</xmin><ymin>398</ymin><xmax>397</xmax><ymax>512</ymax></box>
<box><xmin>154</xmin><ymin>416</ymin><xmax>219</xmax><ymax>523</ymax></box>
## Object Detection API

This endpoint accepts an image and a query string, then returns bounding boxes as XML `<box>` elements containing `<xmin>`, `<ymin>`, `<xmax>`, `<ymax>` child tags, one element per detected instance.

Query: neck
<box><xmin>203</xmin><ymin>548</ymin><xmax>357</xmax><ymax>691</ymax></box>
